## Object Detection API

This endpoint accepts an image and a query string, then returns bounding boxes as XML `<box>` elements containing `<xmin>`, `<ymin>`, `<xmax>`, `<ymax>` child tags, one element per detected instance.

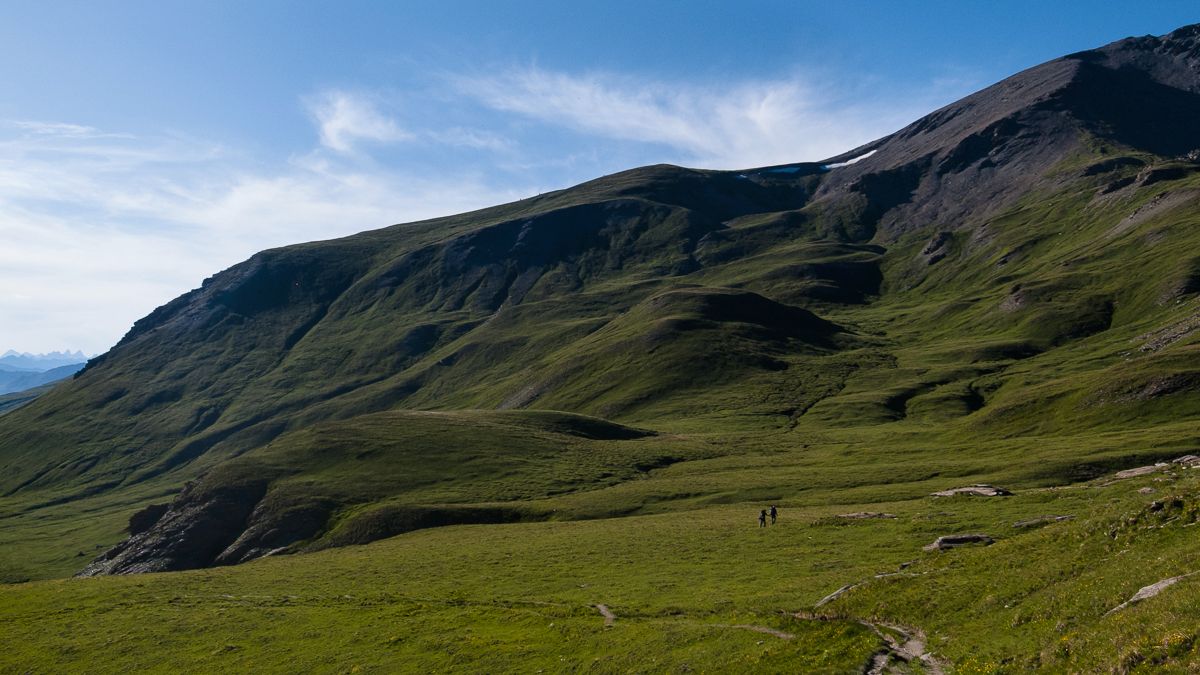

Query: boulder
<box><xmin>923</xmin><ymin>534</ymin><xmax>994</xmax><ymax>552</ymax></box>
<box><xmin>1107</xmin><ymin>573</ymin><xmax>1197</xmax><ymax>615</ymax></box>
<box><xmin>1113</xmin><ymin>464</ymin><xmax>1167</xmax><ymax>479</ymax></box>
<box><xmin>814</xmin><ymin>583</ymin><xmax>858</xmax><ymax>608</ymax></box>
<box><xmin>836</xmin><ymin>512</ymin><xmax>897</xmax><ymax>519</ymax></box>
<box><xmin>930</xmin><ymin>484</ymin><xmax>1012</xmax><ymax>497</ymax></box>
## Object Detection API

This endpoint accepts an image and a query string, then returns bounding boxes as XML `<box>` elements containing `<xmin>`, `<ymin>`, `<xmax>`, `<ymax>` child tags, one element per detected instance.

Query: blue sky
<box><xmin>1</xmin><ymin>1</ymin><xmax>1196</xmax><ymax>354</ymax></box>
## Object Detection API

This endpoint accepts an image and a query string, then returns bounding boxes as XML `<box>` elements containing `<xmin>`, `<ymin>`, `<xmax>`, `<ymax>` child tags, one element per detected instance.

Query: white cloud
<box><xmin>309</xmin><ymin>90</ymin><xmax>412</xmax><ymax>153</ymax></box>
<box><xmin>4</xmin><ymin>120</ymin><xmax>107</xmax><ymax>138</ymax></box>
<box><xmin>305</xmin><ymin>90</ymin><xmax>516</xmax><ymax>156</ymax></box>
<box><xmin>0</xmin><ymin>118</ymin><xmax>530</xmax><ymax>354</ymax></box>
<box><xmin>455</xmin><ymin>66</ymin><xmax>944</xmax><ymax>168</ymax></box>
<box><xmin>427</xmin><ymin>126</ymin><xmax>512</xmax><ymax>152</ymax></box>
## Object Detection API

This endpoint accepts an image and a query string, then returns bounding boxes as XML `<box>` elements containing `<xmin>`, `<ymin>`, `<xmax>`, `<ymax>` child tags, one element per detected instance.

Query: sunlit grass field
<box><xmin>4</xmin><ymin>415</ymin><xmax>1200</xmax><ymax>672</ymax></box>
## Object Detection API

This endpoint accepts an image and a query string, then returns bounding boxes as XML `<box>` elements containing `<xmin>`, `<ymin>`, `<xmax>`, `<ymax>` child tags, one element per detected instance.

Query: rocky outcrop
<box><xmin>78</xmin><ymin>478</ymin><xmax>545</xmax><ymax>575</ymax></box>
<box><xmin>1112</xmin><ymin>464</ymin><xmax>1168</xmax><ymax>480</ymax></box>
<box><xmin>920</xmin><ymin>231</ymin><xmax>953</xmax><ymax>265</ymax></box>
<box><xmin>126</xmin><ymin>502</ymin><xmax>170</xmax><ymax>535</ymax></box>
<box><xmin>815</xmin><ymin>583</ymin><xmax>859</xmax><ymax>607</ymax></box>
<box><xmin>212</xmin><ymin>500</ymin><xmax>333</xmax><ymax>566</ymax></box>
<box><xmin>1106</xmin><ymin>573</ymin><xmax>1197</xmax><ymax>615</ymax></box>
<box><xmin>79</xmin><ymin>479</ymin><xmax>271</xmax><ymax>576</ymax></box>
<box><xmin>923</xmin><ymin>534</ymin><xmax>994</xmax><ymax>552</ymax></box>
<box><xmin>931</xmin><ymin>484</ymin><xmax>1012</xmax><ymax>497</ymax></box>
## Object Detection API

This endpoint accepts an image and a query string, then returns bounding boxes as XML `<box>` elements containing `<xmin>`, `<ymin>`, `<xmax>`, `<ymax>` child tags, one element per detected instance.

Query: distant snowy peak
<box><xmin>0</xmin><ymin>350</ymin><xmax>90</xmax><ymax>372</ymax></box>
<box><xmin>1</xmin><ymin>349</ymin><xmax>88</xmax><ymax>359</ymax></box>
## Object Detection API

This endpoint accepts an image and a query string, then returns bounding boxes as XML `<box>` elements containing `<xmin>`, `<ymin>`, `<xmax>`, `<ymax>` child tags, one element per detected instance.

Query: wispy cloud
<box><xmin>309</xmin><ymin>90</ymin><xmax>412</xmax><ymax>153</ymax></box>
<box><xmin>0</xmin><ymin>116</ymin><xmax>530</xmax><ymax>353</ymax></box>
<box><xmin>305</xmin><ymin>90</ymin><xmax>515</xmax><ymax>155</ymax></box>
<box><xmin>455</xmin><ymin>66</ymin><xmax>946</xmax><ymax>168</ymax></box>
<box><xmin>427</xmin><ymin>126</ymin><xmax>513</xmax><ymax>152</ymax></box>
<box><xmin>4</xmin><ymin>120</ymin><xmax>110</xmax><ymax>138</ymax></box>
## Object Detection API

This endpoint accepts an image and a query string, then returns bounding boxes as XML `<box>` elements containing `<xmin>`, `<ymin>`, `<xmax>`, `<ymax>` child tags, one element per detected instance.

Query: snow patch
<box><xmin>823</xmin><ymin>149</ymin><xmax>877</xmax><ymax>170</ymax></box>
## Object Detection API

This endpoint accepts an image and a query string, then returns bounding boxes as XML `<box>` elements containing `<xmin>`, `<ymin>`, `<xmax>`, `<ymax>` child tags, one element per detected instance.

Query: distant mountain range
<box><xmin>0</xmin><ymin>351</ymin><xmax>88</xmax><ymax>395</ymax></box>
<box><xmin>0</xmin><ymin>350</ymin><xmax>89</xmax><ymax>372</ymax></box>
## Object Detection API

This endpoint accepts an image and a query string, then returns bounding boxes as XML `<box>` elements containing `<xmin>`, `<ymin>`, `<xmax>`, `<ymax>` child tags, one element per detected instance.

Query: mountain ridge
<box><xmin>810</xmin><ymin>24</ymin><xmax>1200</xmax><ymax>241</ymax></box>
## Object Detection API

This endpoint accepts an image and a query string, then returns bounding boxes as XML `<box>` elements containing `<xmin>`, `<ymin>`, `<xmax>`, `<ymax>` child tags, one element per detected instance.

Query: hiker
<box><xmin>758</xmin><ymin>509</ymin><xmax>767</xmax><ymax>527</ymax></box>
<box><xmin>770</xmin><ymin>505</ymin><xmax>778</xmax><ymax>525</ymax></box>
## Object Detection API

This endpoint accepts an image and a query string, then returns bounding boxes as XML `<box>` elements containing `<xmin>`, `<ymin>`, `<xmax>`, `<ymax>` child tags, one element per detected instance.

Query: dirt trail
<box><xmin>795</xmin><ymin>610</ymin><xmax>945</xmax><ymax>674</ymax></box>
<box><xmin>588</xmin><ymin>598</ymin><xmax>937</xmax><ymax>670</ymax></box>
<box><xmin>806</xmin><ymin>558</ymin><xmax>954</xmax><ymax>672</ymax></box>
<box><xmin>594</xmin><ymin>603</ymin><xmax>616</xmax><ymax>627</ymax></box>
<box><xmin>860</xmin><ymin>620</ymin><xmax>946</xmax><ymax>675</ymax></box>
<box><xmin>883</xmin><ymin>622</ymin><xmax>938</xmax><ymax>673</ymax></box>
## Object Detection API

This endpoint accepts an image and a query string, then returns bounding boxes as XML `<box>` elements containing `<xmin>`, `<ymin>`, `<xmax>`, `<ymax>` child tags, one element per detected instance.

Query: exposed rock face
<box><xmin>79</xmin><ymin>480</ymin><xmax>272</xmax><ymax>576</ymax></box>
<box><xmin>920</xmin><ymin>231</ymin><xmax>953</xmax><ymax>265</ymax></box>
<box><xmin>80</xmin><ymin>478</ymin><xmax>345</xmax><ymax>575</ymax></box>
<box><xmin>1106</xmin><ymin>572</ymin><xmax>1197</xmax><ymax>615</ymax></box>
<box><xmin>80</xmin><ymin>480</ymin><xmax>542</xmax><ymax>575</ymax></box>
<box><xmin>931</xmin><ymin>484</ymin><xmax>1012</xmax><ymax>497</ymax></box>
<box><xmin>836</xmin><ymin>512</ymin><xmax>898</xmax><ymax>519</ymax></box>
<box><xmin>1137</xmin><ymin>313</ymin><xmax>1200</xmax><ymax>352</ymax></box>
<box><xmin>923</xmin><ymin>534</ymin><xmax>994</xmax><ymax>551</ymax></box>
<box><xmin>1112</xmin><ymin>463</ymin><xmax>1168</xmax><ymax>480</ymax></box>
<box><xmin>212</xmin><ymin>500</ymin><xmax>333</xmax><ymax>566</ymax></box>
<box><xmin>814</xmin><ymin>583</ymin><xmax>858</xmax><ymax>607</ymax></box>
<box><xmin>126</xmin><ymin>503</ymin><xmax>169</xmax><ymax>535</ymax></box>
